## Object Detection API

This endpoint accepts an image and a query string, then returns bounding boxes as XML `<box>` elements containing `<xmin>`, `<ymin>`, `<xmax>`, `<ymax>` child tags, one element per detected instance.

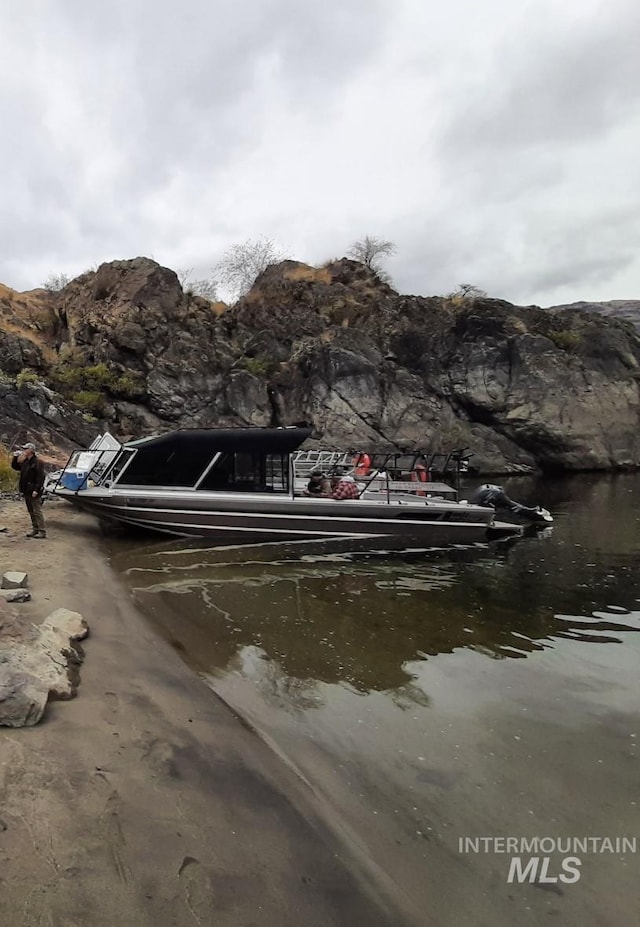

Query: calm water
<box><xmin>112</xmin><ymin>475</ymin><xmax>640</xmax><ymax>926</ymax></box>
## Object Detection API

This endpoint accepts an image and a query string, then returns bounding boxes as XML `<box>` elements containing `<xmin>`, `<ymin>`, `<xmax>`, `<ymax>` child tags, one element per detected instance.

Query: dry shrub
<box><xmin>0</xmin><ymin>445</ymin><xmax>18</xmax><ymax>491</ymax></box>
<box><xmin>507</xmin><ymin>316</ymin><xmax>529</xmax><ymax>335</ymax></box>
<box><xmin>549</xmin><ymin>330</ymin><xmax>581</xmax><ymax>352</ymax></box>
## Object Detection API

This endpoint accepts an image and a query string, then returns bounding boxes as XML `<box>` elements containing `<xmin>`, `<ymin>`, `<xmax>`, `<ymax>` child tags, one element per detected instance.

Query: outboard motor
<box><xmin>471</xmin><ymin>484</ymin><xmax>553</xmax><ymax>524</ymax></box>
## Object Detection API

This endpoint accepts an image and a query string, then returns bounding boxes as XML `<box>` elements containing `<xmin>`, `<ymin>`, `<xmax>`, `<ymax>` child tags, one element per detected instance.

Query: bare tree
<box><xmin>452</xmin><ymin>283</ymin><xmax>487</xmax><ymax>299</ymax></box>
<box><xmin>42</xmin><ymin>272</ymin><xmax>71</xmax><ymax>292</ymax></box>
<box><xmin>178</xmin><ymin>267</ymin><xmax>218</xmax><ymax>300</ymax></box>
<box><xmin>214</xmin><ymin>237</ymin><xmax>288</xmax><ymax>301</ymax></box>
<box><xmin>444</xmin><ymin>283</ymin><xmax>489</xmax><ymax>308</ymax></box>
<box><xmin>347</xmin><ymin>236</ymin><xmax>396</xmax><ymax>283</ymax></box>
<box><xmin>190</xmin><ymin>278</ymin><xmax>219</xmax><ymax>300</ymax></box>
<box><xmin>177</xmin><ymin>267</ymin><xmax>194</xmax><ymax>289</ymax></box>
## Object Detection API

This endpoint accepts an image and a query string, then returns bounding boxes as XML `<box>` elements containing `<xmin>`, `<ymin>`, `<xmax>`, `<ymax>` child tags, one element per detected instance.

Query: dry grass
<box><xmin>0</xmin><ymin>317</ymin><xmax>57</xmax><ymax>362</ymax></box>
<box><xmin>241</xmin><ymin>290</ymin><xmax>263</xmax><ymax>306</ymax></box>
<box><xmin>0</xmin><ymin>283</ymin><xmax>17</xmax><ymax>300</ymax></box>
<box><xmin>283</xmin><ymin>266</ymin><xmax>332</xmax><ymax>285</ymax></box>
<box><xmin>210</xmin><ymin>301</ymin><xmax>228</xmax><ymax>316</ymax></box>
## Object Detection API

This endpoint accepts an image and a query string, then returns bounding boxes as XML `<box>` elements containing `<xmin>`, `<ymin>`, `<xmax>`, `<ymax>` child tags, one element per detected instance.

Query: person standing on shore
<box><xmin>10</xmin><ymin>443</ymin><xmax>47</xmax><ymax>538</ymax></box>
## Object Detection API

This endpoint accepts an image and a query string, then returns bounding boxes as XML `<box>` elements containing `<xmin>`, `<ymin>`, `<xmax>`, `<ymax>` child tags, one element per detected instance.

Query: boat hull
<box><xmin>54</xmin><ymin>487</ymin><xmax>509</xmax><ymax>547</ymax></box>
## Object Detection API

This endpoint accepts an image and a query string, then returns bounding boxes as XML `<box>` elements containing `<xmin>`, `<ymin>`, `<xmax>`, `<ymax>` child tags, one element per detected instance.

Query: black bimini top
<box><xmin>118</xmin><ymin>426</ymin><xmax>312</xmax><ymax>489</ymax></box>
<box><xmin>124</xmin><ymin>427</ymin><xmax>312</xmax><ymax>455</ymax></box>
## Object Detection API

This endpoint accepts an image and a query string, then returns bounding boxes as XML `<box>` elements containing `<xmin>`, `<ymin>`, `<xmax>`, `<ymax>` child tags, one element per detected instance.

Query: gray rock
<box><xmin>0</xmin><ymin>381</ymin><xmax>96</xmax><ymax>461</ymax></box>
<box><xmin>0</xmin><ymin>607</ymin><xmax>89</xmax><ymax>726</ymax></box>
<box><xmin>1</xmin><ymin>572</ymin><xmax>28</xmax><ymax>589</ymax></box>
<box><xmin>0</xmin><ymin>665</ymin><xmax>49</xmax><ymax>727</ymax></box>
<box><xmin>10</xmin><ymin>608</ymin><xmax>88</xmax><ymax>701</ymax></box>
<box><xmin>0</xmin><ymin>589</ymin><xmax>31</xmax><ymax>603</ymax></box>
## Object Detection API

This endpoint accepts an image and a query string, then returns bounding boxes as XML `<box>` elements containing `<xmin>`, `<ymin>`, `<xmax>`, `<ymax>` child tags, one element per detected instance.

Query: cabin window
<box><xmin>265</xmin><ymin>454</ymin><xmax>288</xmax><ymax>492</ymax></box>
<box><xmin>234</xmin><ymin>452</ymin><xmax>255</xmax><ymax>488</ymax></box>
<box><xmin>197</xmin><ymin>452</ymin><xmax>289</xmax><ymax>493</ymax></box>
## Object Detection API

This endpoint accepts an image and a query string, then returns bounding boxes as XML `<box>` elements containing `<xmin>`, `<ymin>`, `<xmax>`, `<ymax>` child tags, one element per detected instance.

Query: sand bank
<box><xmin>0</xmin><ymin>499</ymin><xmax>423</xmax><ymax>927</ymax></box>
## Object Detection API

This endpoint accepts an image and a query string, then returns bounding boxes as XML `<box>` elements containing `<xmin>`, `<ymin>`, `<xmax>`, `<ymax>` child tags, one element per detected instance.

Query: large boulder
<box><xmin>0</xmin><ymin>605</ymin><xmax>89</xmax><ymax>727</ymax></box>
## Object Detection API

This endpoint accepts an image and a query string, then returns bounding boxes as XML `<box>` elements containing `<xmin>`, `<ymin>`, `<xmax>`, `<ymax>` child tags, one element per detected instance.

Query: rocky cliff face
<box><xmin>0</xmin><ymin>284</ymin><xmax>95</xmax><ymax>461</ymax></box>
<box><xmin>548</xmin><ymin>299</ymin><xmax>640</xmax><ymax>332</ymax></box>
<box><xmin>0</xmin><ymin>259</ymin><xmax>639</xmax><ymax>473</ymax></box>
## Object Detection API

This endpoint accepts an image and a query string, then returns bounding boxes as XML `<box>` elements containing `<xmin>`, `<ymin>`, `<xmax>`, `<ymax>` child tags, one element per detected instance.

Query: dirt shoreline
<box><xmin>0</xmin><ymin>499</ymin><xmax>423</xmax><ymax>927</ymax></box>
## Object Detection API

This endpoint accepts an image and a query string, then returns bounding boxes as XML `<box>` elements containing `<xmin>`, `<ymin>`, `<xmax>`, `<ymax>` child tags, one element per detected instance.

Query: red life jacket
<box><xmin>410</xmin><ymin>463</ymin><xmax>429</xmax><ymax>495</ymax></box>
<box><xmin>353</xmin><ymin>453</ymin><xmax>371</xmax><ymax>477</ymax></box>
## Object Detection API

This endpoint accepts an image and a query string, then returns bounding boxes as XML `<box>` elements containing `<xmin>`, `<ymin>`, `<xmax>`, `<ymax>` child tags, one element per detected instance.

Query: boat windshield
<box><xmin>114</xmin><ymin>447</ymin><xmax>290</xmax><ymax>493</ymax></box>
<box><xmin>103</xmin><ymin>449</ymin><xmax>136</xmax><ymax>485</ymax></box>
<box><xmin>118</xmin><ymin>444</ymin><xmax>214</xmax><ymax>487</ymax></box>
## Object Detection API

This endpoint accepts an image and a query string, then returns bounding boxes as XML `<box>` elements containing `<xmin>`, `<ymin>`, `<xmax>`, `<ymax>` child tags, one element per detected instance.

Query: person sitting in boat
<box><xmin>305</xmin><ymin>470</ymin><xmax>331</xmax><ymax>496</ymax></box>
<box><xmin>471</xmin><ymin>484</ymin><xmax>552</xmax><ymax>522</ymax></box>
<box><xmin>329</xmin><ymin>474</ymin><xmax>360</xmax><ymax>500</ymax></box>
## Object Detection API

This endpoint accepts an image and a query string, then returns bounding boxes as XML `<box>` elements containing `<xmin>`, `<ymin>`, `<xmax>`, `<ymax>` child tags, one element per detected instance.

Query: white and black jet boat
<box><xmin>50</xmin><ymin>427</ymin><xmax>524</xmax><ymax>546</ymax></box>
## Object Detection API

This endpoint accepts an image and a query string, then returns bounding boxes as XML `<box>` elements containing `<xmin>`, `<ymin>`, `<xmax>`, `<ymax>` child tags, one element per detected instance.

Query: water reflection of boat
<box><xmin>117</xmin><ymin>541</ymin><xmax>640</xmax><ymax>696</ymax></box>
<box><xmin>52</xmin><ymin>427</ymin><xmax>522</xmax><ymax>546</ymax></box>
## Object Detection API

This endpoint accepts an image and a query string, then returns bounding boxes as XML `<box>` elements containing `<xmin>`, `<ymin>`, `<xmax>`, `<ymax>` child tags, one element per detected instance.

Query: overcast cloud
<box><xmin>1</xmin><ymin>0</ymin><xmax>639</xmax><ymax>305</ymax></box>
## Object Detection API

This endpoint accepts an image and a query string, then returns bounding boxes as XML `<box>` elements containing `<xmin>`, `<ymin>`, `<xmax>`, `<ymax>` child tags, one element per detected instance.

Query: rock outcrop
<box><xmin>0</xmin><ymin>377</ymin><xmax>96</xmax><ymax>463</ymax></box>
<box><xmin>548</xmin><ymin>299</ymin><xmax>640</xmax><ymax>333</ymax></box>
<box><xmin>0</xmin><ymin>258</ymin><xmax>639</xmax><ymax>473</ymax></box>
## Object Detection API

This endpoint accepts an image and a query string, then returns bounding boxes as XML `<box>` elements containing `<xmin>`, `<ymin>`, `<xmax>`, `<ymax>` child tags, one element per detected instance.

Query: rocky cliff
<box><xmin>548</xmin><ymin>299</ymin><xmax>640</xmax><ymax>333</ymax></box>
<box><xmin>1</xmin><ymin>259</ymin><xmax>639</xmax><ymax>474</ymax></box>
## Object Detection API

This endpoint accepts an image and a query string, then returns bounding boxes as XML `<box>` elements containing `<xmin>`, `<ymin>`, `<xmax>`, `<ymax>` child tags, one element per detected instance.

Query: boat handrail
<box><xmin>292</xmin><ymin>446</ymin><xmax>473</xmax><ymax>503</ymax></box>
<box><xmin>292</xmin><ymin>451</ymin><xmax>352</xmax><ymax>474</ymax></box>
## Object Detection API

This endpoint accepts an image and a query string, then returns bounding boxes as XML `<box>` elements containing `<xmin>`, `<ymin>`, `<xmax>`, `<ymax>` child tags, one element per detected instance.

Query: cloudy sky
<box><xmin>1</xmin><ymin>0</ymin><xmax>639</xmax><ymax>305</ymax></box>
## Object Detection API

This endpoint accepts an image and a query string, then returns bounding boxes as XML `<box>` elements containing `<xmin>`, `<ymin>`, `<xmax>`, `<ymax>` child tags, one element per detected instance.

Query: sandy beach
<box><xmin>0</xmin><ymin>498</ymin><xmax>423</xmax><ymax>927</ymax></box>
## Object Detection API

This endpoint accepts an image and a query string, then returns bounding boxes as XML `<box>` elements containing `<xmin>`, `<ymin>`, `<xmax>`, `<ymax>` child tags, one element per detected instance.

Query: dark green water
<box><xmin>113</xmin><ymin>475</ymin><xmax>640</xmax><ymax>926</ymax></box>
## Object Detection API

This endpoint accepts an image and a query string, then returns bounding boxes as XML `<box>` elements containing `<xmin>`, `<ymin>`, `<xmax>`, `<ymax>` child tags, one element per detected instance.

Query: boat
<box><xmin>49</xmin><ymin>427</ymin><xmax>523</xmax><ymax>546</ymax></box>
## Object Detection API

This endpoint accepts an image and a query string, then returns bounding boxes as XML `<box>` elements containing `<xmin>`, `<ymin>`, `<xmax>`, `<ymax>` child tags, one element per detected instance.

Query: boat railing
<box><xmin>292</xmin><ymin>450</ymin><xmax>352</xmax><ymax>477</ymax></box>
<box><xmin>48</xmin><ymin>434</ymin><xmax>125</xmax><ymax>495</ymax></box>
<box><xmin>292</xmin><ymin>447</ymin><xmax>473</xmax><ymax>503</ymax></box>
